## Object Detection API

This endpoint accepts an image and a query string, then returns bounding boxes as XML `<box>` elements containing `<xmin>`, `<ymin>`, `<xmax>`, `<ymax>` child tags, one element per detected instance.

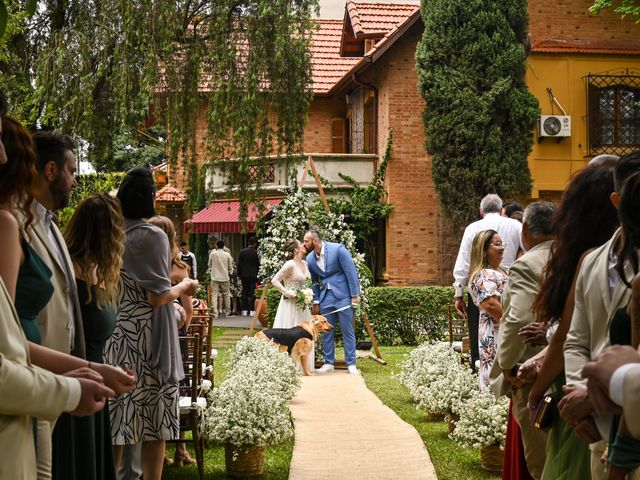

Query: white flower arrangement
<box><xmin>450</xmin><ymin>390</ymin><xmax>509</xmax><ymax>449</ymax></box>
<box><xmin>398</xmin><ymin>341</ymin><xmax>462</xmax><ymax>403</ymax></box>
<box><xmin>416</xmin><ymin>362</ymin><xmax>478</xmax><ymax>416</ymax></box>
<box><xmin>295</xmin><ymin>287</ymin><xmax>314</xmax><ymax>310</ymax></box>
<box><xmin>203</xmin><ymin>337</ymin><xmax>301</xmax><ymax>447</ymax></box>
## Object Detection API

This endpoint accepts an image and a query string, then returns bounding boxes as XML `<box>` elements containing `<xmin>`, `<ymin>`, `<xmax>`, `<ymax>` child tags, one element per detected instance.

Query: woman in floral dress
<box><xmin>271</xmin><ymin>239</ymin><xmax>313</xmax><ymax>373</ymax></box>
<box><xmin>468</xmin><ymin>229</ymin><xmax>508</xmax><ymax>390</ymax></box>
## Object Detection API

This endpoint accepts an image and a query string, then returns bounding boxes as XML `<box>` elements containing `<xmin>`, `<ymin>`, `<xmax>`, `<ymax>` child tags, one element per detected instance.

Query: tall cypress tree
<box><xmin>416</xmin><ymin>0</ymin><xmax>539</xmax><ymax>226</ymax></box>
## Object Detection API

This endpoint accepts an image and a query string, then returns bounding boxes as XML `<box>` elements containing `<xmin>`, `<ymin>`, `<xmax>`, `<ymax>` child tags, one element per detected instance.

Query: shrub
<box><xmin>361</xmin><ymin>286</ymin><xmax>453</xmax><ymax>345</ymax></box>
<box><xmin>263</xmin><ymin>285</ymin><xmax>453</xmax><ymax>346</ymax></box>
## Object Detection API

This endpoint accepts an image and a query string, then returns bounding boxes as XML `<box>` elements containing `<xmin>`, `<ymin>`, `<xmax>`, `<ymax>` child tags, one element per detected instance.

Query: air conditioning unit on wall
<box><xmin>539</xmin><ymin>115</ymin><xmax>571</xmax><ymax>138</ymax></box>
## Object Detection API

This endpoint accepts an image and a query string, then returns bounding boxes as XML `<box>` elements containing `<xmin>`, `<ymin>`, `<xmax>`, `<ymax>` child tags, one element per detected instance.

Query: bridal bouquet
<box><xmin>295</xmin><ymin>287</ymin><xmax>314</xmax><ymax>311</ymax></box>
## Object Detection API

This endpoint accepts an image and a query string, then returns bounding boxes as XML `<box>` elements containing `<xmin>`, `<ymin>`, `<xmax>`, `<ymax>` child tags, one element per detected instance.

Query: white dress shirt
<box><xmin>452</xmin><ymin>212</ymin><xmax>523</xmax><ymax>297</ymax></box>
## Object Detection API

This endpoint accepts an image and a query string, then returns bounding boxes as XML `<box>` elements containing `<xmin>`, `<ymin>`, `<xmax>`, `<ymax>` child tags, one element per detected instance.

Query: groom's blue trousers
<box><xmin>320</xmin><ymin>291</ymin><xmax>356</xmax><ymax>366</ymax></box>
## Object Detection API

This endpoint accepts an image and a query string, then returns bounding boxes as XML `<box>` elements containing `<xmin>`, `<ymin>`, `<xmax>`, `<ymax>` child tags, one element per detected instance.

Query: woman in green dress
<box><xmin>51</xmin><ymin>193</ymin><xmax>126</xmax><ymax>480</ymax></box>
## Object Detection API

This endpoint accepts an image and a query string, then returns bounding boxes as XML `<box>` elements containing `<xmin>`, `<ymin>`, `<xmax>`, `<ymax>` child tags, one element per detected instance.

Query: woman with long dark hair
<box><xmin>524</xmin><ymin>160</ymin><xmax>619</xmax><ymax>479</ymax></box>
<box><xmin>105</xmin><ymin>167</ymin><xmax>198</xmax><ymax>480</ymax></box>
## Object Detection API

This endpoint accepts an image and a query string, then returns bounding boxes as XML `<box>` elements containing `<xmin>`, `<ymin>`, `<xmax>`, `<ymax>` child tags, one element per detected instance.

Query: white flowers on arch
<box><xmin>258</xmin><ymin>186</ymin><xmax>371</xmax><ymax>310</ymax></box>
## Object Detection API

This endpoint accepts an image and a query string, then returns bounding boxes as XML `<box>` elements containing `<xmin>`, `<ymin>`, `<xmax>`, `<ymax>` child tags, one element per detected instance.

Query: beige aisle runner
<box><xmin>289</xmin><ymin>372</ymin><xmax>438</xmax><ymax>480</ymax></box>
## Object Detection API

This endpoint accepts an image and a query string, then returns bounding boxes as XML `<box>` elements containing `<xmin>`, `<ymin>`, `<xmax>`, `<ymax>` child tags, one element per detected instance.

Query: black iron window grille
<box><xmin>230</xmin><ymin>162</ymin><xmax>275</xmax><ymax>184</ymax></box>
<box><xmin>587</xmin><ymin>70</ymin><xmax>640</xmax><ymax>157</ymax></box>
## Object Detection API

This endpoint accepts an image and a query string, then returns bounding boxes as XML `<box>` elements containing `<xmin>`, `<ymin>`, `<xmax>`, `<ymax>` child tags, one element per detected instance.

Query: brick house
<box><xmin>185</xmin><ymin>0</ymin><xmax>640</xmax><ymax>286</ymax></box>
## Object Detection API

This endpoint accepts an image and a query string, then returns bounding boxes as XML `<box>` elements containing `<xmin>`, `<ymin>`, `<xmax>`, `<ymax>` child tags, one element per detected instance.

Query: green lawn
<box><xmin>162</xmin><ymin>340</ymin><xmax>500</xmax><ymax>479</ymax></box>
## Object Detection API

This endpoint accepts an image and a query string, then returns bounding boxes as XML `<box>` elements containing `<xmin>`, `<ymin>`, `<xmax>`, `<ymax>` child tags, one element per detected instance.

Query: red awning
<box><xmin>187</xmin><ymin>199</ymin><xmax>282</xmax><ymax>234</ymax></box>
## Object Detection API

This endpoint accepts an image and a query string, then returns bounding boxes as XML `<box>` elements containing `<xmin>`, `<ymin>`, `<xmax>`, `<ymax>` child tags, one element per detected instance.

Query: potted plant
<box><xmin>203</xmin><ymin>337</ymin><xmax>301</xmax><ymax>477</ymax></box>
<box><xmin>417</xmin><ymin>362</ymin><xmax>477</xmax><ymax>433</ymax></box>
<box><xmin>450</xmin><ymin>390</ymin><xmax>509</xmax><ymax>473</ymax></box>
<box><xmin>399</xmin><ymin>341</ymin><xmax>463</xmax><ymax>420</ymax></box>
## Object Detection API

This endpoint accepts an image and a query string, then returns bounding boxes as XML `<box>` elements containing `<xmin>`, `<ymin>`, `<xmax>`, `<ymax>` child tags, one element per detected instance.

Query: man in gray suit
<box><xmin>490</xmin><ymin>201</ymin><xmax>555</xmax><ymax>479</ymax></box>
<box><xmin>561</xmin><ymin>151</ymin><xmax>640</xmax><ymax>480</ymax></box>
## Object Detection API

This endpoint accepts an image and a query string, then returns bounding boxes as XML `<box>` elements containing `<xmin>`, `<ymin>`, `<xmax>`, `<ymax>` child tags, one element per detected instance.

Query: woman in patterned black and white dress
<box><xmin>104</xmin><ymin>168</ymin><xmax>198</xmax><ymax>480</ymax></box>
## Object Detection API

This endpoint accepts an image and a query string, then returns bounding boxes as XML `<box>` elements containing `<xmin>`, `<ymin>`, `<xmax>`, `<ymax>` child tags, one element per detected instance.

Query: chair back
<box><xmin>188</xmin><ymin>322</ymin><xmax>214</xmax><ymax>382</ymax></box>
<box><xmin>179</xmin><ymin>334</ymin><xmax>202</xmax><ymax>402</ymax></box>
<box><xmin>447</xmin><ymin>304</ymin><xmax>468</xmax><ymax>343</ymax></box>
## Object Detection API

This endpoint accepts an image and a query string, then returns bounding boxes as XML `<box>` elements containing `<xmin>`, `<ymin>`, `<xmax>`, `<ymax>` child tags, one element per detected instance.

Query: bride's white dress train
<box><xmin>271</xmin><ymin>259</ymin><xmax>314</xmax><ymax>373</ymax></box>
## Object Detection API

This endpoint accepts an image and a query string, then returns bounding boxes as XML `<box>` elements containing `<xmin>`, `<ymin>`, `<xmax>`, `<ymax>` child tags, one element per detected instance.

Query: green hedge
<box><xmin>263</xmin><ymin>285</ymin><xmax>454</xmax><ymax>346</ymax></box>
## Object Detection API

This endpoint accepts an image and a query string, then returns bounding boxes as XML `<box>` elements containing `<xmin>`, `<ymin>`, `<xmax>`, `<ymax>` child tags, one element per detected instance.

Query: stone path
<box><xmin>288</xmin><ymin>372</ymin><xmax>438</xmax><ymax>480</ymax></box>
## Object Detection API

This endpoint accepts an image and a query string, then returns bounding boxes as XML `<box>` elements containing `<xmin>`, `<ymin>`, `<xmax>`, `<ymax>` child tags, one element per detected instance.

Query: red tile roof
<box><xmin>531</xmin><ymin>38</ymin><xmax>640</xmax><ymax>55</ymax></box>
<box><xmin>155</xmin><ymin>184</ymin><xmax>187</xmax><ymax>203</ymax></box>
<box><xmin>312</xmin><ymin>19</ymin><xmax>360</xmax><ymax>94</ymax></box>
<box><xmin>346</xmin><ymin>1</ymin><xmax>420</xmax><ymax>37</ymax></box>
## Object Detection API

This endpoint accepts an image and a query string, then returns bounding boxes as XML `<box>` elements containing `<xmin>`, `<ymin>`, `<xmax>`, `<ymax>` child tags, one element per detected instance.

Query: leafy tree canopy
<box><xmin>590</xmin><ymin>0</ymin><xmax>640</xmax><ymax>22</ymax></box>
<box><xmin>416</xmin><ymin>0</ymin><xmax>539</xmax><ymax>226</ymax></box>
<box><xmin>0</xmin><ymin>0</ymin><xmax>318</xmax><ymax>219</ymax></box>
<box><xmin>111</xmin><ymin>126</ymin><xmax>167</xmax><ymax>173</ymax></box>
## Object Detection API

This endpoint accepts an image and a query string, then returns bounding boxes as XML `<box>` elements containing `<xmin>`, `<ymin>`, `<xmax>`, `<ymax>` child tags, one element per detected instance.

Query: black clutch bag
<box><xmin>533</xmin><ymin>395</ymin><xmax>556</xmax><ymax>430</ymax></box>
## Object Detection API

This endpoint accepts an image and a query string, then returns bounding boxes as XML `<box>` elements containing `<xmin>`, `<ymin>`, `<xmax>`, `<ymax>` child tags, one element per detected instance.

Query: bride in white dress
<box><xmin>271</xmin><ymin>239</ymin><xmax>314</xmax><ymax>373</ymax></box>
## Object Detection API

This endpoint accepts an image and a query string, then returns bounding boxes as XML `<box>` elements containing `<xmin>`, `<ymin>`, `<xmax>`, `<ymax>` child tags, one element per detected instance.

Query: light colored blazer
<box><xmin>0</xmin><ymin>278</ymin><xmax>71</xmax><ymax>480</ymax></box>
<box><xmin>27</xmin><ymin>215</ymin><xmax>85</xmax><ymax>357</ymax></box>
<box><xmin>490</xmin><ymin>240</ymin><xmax>552</xmax><ymax>397</ymax></box>
<box><xmin>564</xmin><ymin>232</ymin><xmax>631</xmax><ymax>387</ymax></box>
<box><xmin>307</xmin><ymin>242</ymin><xmax>360</xmax><ymax>307</ymax></box>
<box><xmin>564</xmin><ymin>232</ymin><xmax>631</xmax><ymax>438</ymax></box>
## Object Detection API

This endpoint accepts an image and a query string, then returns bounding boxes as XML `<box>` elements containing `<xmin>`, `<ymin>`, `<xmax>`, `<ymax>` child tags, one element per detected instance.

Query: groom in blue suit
<box><xmin>303</xmin><ymin>230</ymin><xmax>361</xmax><ymax>374</ymax></box>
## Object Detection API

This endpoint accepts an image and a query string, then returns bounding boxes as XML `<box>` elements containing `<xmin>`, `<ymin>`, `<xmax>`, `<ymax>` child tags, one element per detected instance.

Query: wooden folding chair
<box><xmin>166</xmin><ymin>334</ymin><xmax>206</xmax><ymax>480</ymax></box>
<box><xmin>447</xmin><ymin>304</ymin><xmax>471</xmax><ymax>366</ymax></box>
<box><xmin>188</xmin><ymin>322</ymin><xmax>214</xmax><ymax>383</ymax></box>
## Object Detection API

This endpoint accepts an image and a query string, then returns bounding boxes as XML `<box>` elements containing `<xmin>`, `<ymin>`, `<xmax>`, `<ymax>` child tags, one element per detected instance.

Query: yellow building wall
<box><xmin>526</xmin><ymin>54</ymin><xmax>640</xmax><ymax>196</ymax></box>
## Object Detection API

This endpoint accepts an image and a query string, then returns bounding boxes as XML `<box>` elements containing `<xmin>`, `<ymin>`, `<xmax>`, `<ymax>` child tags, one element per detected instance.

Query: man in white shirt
<box><xmin>452</xmin><ymin>193</ymin><xmax>523</xmax><ymax>366</ymax></box>
<box><xmin>208</xmin><ymin>239</ymin><xmax>234</xmax><ymax>318</ymax></box>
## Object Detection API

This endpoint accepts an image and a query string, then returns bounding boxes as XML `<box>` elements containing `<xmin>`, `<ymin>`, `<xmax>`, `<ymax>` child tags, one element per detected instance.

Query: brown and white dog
<box><xmin>256</xmin><ymin>315</ymin><xmax>333</xmax><ymax>375</ymax></box>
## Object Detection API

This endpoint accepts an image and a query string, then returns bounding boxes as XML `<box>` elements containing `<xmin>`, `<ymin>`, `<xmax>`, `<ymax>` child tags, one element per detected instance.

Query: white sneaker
<box><xmin>317</xmin><ymin>364</ymin><xmax>334</xmax><ymax>373</ymax></box>
<box><xmin>347</xmin><ymin>365</ymin><xmax>360</xmax><ymax>375</ymax></box>
<box><xmin>249</xmin><ymin>310</ymin><xmax>255</xmax><ymax>316</ymax></box>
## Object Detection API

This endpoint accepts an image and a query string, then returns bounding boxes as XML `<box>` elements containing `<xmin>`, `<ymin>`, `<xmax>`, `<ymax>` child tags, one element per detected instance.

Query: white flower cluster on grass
<box><xmin>203</xmin><ymin>337</ymin><xmax>301</xmax><ymax>447</ymax></box>
<box><xmin>417</xmin><ymin>362</ymin><xmax>478</xmax><ymax>416</ymax></box>
<box><xmin>450</xmin><ymin>391</ymin><xmax>509</xmax><ymax>449</ymax></box>
<box><xmin>398</xmin><ymin>341</ymin><xmax>463</xmax><ymax>403</ymax></box>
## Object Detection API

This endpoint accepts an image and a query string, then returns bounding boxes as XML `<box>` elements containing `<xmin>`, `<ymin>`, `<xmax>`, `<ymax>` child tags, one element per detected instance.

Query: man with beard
<box><xmin>27</xmin><ymin>132</ymin><xmax>84</xmax><ymax>479</ymax></box>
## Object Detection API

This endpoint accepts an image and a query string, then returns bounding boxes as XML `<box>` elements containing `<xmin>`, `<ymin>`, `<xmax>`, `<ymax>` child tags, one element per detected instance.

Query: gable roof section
<box><xmin>531</xmin><ymin>38</ymin><xmax>640</xmax><ymax>55</ymax></box>
<box><xmin>347</xmin><ymin>1</ymin><xmax>420</xmax><ymax>37</ymax></box>
<box><xmin>328</xmin><ymin>7</ymin><xmax>422</xmax><ymax>95</ymax></box>
<box><xmin>312</xmin><ymin>19</ymin><xmax>361</xmax><ymax>94</ymax></box>
<box><xmin>340</xmin><ymin>1</ymin><xmax>419</xmax><ymax>55</ymax></box>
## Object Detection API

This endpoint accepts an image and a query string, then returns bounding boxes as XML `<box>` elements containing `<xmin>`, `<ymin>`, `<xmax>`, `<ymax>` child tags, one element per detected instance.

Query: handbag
<box><xmin>533</xmin><ymin>394</ymin><xmax>556</xmax><ymax>430</ymax></box>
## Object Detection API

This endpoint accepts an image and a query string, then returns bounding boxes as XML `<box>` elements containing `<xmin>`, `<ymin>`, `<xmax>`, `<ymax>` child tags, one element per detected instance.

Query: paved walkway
<box><xmin>210</xmin><ymin>314</ymin><xmax>264</xmax><ymax>348</ymax></box>
<box><xmin>288</xmin><ymin>372</ymin><xmax>438</xmax><ymax>480</ymax></box>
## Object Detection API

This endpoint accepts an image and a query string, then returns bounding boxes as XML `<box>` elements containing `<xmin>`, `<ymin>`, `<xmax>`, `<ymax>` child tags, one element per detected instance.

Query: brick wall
<box><xmin>528</xmin><ymin>0</ymin><xmax>640</xmax><ymax>41</ymax></box>
<box><xmin>359</xmin><ymin>22</ymin><xmax>455</xmax><ymax>286</ymax></box>
<box><xmin>303</xmin><ymin>97</ymin><xmax>348</xmax><ymax>153</ymax></box>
